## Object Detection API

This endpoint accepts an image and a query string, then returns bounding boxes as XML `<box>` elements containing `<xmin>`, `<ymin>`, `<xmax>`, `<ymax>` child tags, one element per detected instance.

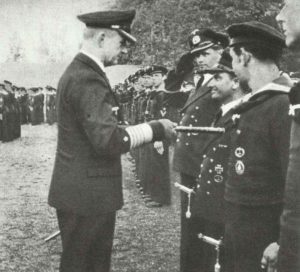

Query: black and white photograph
<box><xmin>0</xmin><ymin>0</ymin><xmax>299</xmax><ymax>271</ymax></box>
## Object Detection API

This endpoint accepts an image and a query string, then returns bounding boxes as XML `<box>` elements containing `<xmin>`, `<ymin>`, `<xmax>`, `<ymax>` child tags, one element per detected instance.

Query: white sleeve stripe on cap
<box><xmin>125</xmin><ymin>123</ymin><xmax>153</xmax><ymax>148</ymax></box>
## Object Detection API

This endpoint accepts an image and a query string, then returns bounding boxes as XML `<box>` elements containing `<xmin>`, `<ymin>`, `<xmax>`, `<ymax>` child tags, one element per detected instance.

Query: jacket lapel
<box><xmin>180</xmin><ymin>78</ymin><xmax>213</xmax><ymax>113</ymax></box>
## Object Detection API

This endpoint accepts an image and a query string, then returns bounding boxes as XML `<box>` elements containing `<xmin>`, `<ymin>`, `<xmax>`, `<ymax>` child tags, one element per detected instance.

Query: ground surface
<box><xmin>0</xmin><ymin>124</ymin><xmax>181</xmax><ymax>272</ymax></box>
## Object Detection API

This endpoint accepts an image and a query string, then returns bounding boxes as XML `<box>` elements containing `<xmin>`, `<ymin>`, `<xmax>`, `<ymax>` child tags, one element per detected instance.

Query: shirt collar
<box><xmin>202</xmin><ymin>73</ymin><xmax>214</xmax><ymax>86</ymax></box>
<box><xmin>80</xmin><ymin>50</ymin><xmax>106</xmax><ymax>73</ymax></box>
<box><xmin>221</xmin><ymin>95</ymin><xmax>250</xmax><ymax>116</ymax></box>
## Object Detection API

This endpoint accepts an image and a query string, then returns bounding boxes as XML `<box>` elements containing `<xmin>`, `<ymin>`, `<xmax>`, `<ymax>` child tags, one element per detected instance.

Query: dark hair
<box><xmin>232</xmin><ymin>43</ymin><xmax>283</xmax><ymax>67</ymax></box>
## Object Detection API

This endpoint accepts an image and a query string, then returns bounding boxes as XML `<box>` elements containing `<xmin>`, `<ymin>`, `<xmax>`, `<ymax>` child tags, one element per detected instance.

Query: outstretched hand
<box><xmin>158</xmin><ymin>119</ymin><xmax>177</xmax><ymax>141</ymax></box>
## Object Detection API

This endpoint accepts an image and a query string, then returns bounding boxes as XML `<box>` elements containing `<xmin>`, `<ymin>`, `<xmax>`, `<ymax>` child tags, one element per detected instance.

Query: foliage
<box><xmin>114</xmin><ymin>0</ymin><xmax>298</xmax><ymax>72</ymax></box>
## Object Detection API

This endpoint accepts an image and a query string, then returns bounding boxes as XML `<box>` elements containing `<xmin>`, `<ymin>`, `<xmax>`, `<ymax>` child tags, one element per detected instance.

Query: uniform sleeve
<box><xmin>70</xmin><ymin>74</ymin><xmax>165</xmax><ymax>157</ymax></box>
<box><xmin>270</xmin><ymin>95</ymin><xmax>292</xmax><ymax>179</ymax></box>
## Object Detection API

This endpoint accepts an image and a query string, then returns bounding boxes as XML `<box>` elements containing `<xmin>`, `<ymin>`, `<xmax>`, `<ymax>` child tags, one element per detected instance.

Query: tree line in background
<box><xmin>114</xmin><ymin>0</ymin><xmax>299</xmax><ymax>72</ymax></box>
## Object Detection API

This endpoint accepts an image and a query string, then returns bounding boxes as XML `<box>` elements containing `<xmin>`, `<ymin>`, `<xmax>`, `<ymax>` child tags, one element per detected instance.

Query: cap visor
<box><xmin>118</xmin><ymin>29</ymin><xmax>137</xmax><ymax>44</ymax></box>
<box><xmin>190</xmin><ymin>43</ymin><xmax>214</xmax><ymax>54</ymax></box>
<box><xmin>201</xmin><ymin>67</ymin><xmax>234</xmax><ymax>74</ymax></box>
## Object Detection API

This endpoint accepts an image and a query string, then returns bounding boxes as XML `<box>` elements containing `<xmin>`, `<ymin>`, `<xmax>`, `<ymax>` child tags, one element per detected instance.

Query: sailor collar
<box><xmin>251</xmin><ymin>75</ymin><xmax>293</xmax><ymax>98</ymax></box>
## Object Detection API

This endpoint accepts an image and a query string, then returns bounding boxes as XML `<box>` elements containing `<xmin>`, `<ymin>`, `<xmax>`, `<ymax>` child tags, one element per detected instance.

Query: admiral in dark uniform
<box><xmin>172</xmin><ymin>29</ymin><xmax>229</xmax><ymax>272</ymax></box>
<box><xmin>48</xmin><ymin>10</ymin><xmax>175</xmax><ymax>272</ymax></box>
<box><xmin>224</xmin><ymin>21</ymin><xmax>293</xmax><ymax>272</ymax></box>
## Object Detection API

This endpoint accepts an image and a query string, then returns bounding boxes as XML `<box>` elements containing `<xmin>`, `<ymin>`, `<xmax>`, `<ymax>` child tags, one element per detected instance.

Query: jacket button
<box><xmin>195</xmin><ymin>106</ymin><xmax>199</xmax><ymax>110</ymax></box>
<box><xmin>197</xmin><ymin>184</ymin><xmax>200</xmax><ymax>189</ymax></box>
<box><xmin>209</xmin><ymin>169</ymin><xmax>212</xmax><ymax>173</ymax></box>
<box><xmin>198</xmin><ymin>174</ymin><xmax>202</xmax><ymax>178</ymax></box>
<box><xmin>236</xmin><ymin>129</ymin><xmax>241</xmax><ymax>134</ymax></box>
<box><xmin>206</xmin><ymin>191</ymin><xmax>210</xmax><ymax>195</ymax></box>
<box><xmin>176</xmin><ymin>139</ymin><xmax>180</xmax><ymax>142</ymax></box>
<box><xmin>200</xmin><ymin>164</ymin><xmax>203</xmax><ymax>168</ymax></box>
<box><xmin>207</xmin><ymin>180</ymin><xmax>211</xmax><ymax>184</ymax></box>
<box><xmin>203</xmin><ymin>154</ymin><xmax>207</xmax><ymax>158</ymax></box>
<box><xmin>210</xmin><ymin>159</ymin><xmax>214</xmax><ymax>162</ymax></box>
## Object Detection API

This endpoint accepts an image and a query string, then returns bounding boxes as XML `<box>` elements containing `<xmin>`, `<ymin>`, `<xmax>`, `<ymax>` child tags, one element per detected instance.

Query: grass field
<box><xmin>0</xmin><ymin>124</ymin><xmax>181</xmax><ymax>272</ymax></box>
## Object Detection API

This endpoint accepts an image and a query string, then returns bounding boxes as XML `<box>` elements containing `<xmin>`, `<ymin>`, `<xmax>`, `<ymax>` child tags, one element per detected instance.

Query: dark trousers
<box><xmin>57</xmin><ymin>210</ymin><xmax>116</xmax><ymax>272</ymax></box>
<box><xmin>180</xmin><ymin>173</ymin><xmax>224</xmax><ymax>272</ymax></box>
<box><xmin>224</xmin><ymin>202</ymin><xmax>282</xmax><ymax>272</ymax></box>
<box><xmin>148</xmin><ymin>141</ymin><xmax>171</xmax><ymax>205</ymax></box>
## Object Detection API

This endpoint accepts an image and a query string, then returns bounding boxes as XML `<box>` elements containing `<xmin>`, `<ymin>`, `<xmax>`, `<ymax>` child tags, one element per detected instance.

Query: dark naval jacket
<box><xmin>192</xmin><ymin>106</ymin><xmax>237</xmax><ymax>223</ymax></box>
<box><xmin>173</xmin><ymin>77</ymin><xmax>221</xmax><ymax>178</ymax></box>
<box><xmin>225</xmin><ymin>76</ymin><xmax>293</xmax><ymax>206</ymax></box>
<box><xmin>48</xmin><ymin>53</ymin><xmax>132</xmax><ymax>216</ymax></box>
<box><xmin>278</xmin><ymin>81</ymin><xmax>300</xmax><ymax>272</ymax></box>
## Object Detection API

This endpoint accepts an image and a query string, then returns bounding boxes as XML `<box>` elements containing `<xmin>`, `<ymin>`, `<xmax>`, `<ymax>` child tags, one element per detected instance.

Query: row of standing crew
<box><xmin>112</xmin><ymin>65</ymin><xmax>192</xmax><ymax>207</ymax></box>
<box><xmin>0</xmin><ymin>81</ymin><xmax>57</xmax><ymax>142</ymax></box>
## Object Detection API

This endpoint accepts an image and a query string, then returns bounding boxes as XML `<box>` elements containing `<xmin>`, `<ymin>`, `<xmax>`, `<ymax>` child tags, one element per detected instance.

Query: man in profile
<box><xmin>189</xmin><ymin>51</ymin><xmax>245</xmax><ymax>271</ymax></box>
<box><xmin>48</xmin><ymin>10</ymin><xmax>175</xmax><ymax>272</ymax></box>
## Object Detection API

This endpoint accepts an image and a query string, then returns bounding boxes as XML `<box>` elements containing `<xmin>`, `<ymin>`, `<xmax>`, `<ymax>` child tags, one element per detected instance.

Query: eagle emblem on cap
<box><xmin>192</xmin><ymin>35</ymin><xmax>201</xmax><ymax>45</ymax></box>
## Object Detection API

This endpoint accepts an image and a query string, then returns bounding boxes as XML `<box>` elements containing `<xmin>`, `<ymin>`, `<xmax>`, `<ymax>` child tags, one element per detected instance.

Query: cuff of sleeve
<box><xmin>148</xmin><ymin>121</ymin><xmax>165</xmax><ymax>142</ymax></box>
<box><xmin>125</xmin><ymin>123</ymin><xmax>153</xmax><ymax>149</ymax></box>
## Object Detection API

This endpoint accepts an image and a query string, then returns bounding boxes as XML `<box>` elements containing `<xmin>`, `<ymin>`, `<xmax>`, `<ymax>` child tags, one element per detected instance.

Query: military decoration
<box><xmin>235</xmin><ymin>160</ymin><xmax>245</xmax><ymax>175</ymax></box>
<box><xmin>215</xmin><ymin>164</ymin><xmax>224</xmax><ymax>175</ymax></box>
<box><xmin>160</xmin><ymin>107</ymin><xmax>167</xmax><ymax>117</ymax></box>
<box><xmin>214</xmin><ymin>175</ymin><xmax>223</xmax><ymax>183</ymax></box>
<box><xmin>235</xmin><ymin>147</ymin><xmax>245</xmax><ymax>158</ymax></box>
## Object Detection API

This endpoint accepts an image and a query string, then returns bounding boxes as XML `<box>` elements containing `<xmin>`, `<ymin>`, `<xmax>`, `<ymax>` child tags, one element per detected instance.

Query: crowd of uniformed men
<box><xmin>112</xmin><ymin>65</ymin><xmax>189</xmax><ymax>208</ymax></box>
<box><xmin>109</xmin><ymin>14</ymin><xmax>300</xmax><ymax>272</ymax></box>
<box><xmin>0</xmin><ymin>81</ymin><xmax>57</xmax><ymax>142</ymax></box>
<box><xmin>43</xmin><ymin>3</ymin><xmax>300</xmax><ymax>272</ymax></box>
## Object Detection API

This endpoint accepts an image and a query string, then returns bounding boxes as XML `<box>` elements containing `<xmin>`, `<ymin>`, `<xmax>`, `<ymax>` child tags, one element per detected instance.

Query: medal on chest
<box><xmin>214</xmin><ymin>164</ymin><xmax>224</xmax><ymax>183</ymax></box>
<box><xmin>235</xmin><ymin>147</ymin><xmax>245</xmax><ymax>158</ymax></box>
<box><xmin>235</xmin><ymin>160</ymin><xmax>245</xmax><ymax>175</ymax></box>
